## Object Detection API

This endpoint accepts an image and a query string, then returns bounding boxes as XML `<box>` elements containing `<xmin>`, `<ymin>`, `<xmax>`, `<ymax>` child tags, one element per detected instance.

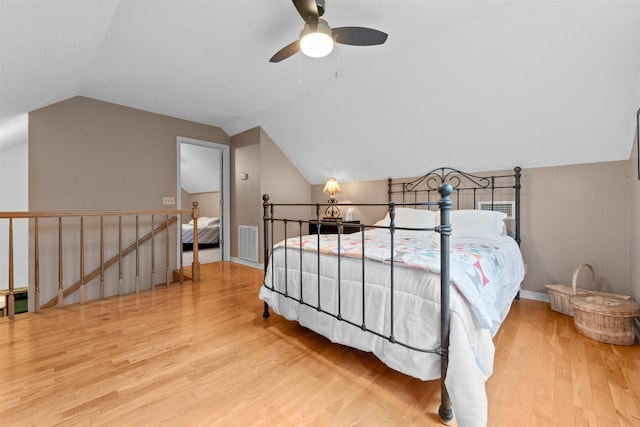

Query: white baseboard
<box><xmin>519</xmin><ymin>290</ymin><xmax>550</xmax><ymax>303</ymax></box>
<box><xmin>230</xmin><ymin>257</ymin><xmax>264</xmax><ymax>270</ymax></box>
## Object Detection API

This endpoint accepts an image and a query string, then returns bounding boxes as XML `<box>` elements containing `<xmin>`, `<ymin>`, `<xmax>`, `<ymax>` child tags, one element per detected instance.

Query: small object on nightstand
<box><xmin>345</xmin><ymin>208</ymin><xmax>354</xmax><ymax>221</ymax></box>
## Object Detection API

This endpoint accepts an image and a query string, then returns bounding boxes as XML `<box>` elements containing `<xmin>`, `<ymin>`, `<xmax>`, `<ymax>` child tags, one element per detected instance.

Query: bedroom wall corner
<box><xmin>230</xmin><ymin>127</ymin><xmax>310</xmax><ymax>264</ymax></box>
<box><xmin>258</xmin><ymin>128</ymin><xmax>311</xmax><ymax>262</ymax></box>
<box><xmin>230</xmin><ymin>127</ymin><xmax>261</xmax><ymax>262</ymax></box>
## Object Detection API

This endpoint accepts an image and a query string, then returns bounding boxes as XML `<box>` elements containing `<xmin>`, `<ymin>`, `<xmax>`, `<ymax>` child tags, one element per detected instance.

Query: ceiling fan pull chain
<box><xmin>334</xmin><ymin>39</ymin><xmax>339</xmax><ymax>78</ymax></box>
<box><xmin>297</xmin><ymin>54</ymin><xmax>303</xmax><ymax>85</ymax></box>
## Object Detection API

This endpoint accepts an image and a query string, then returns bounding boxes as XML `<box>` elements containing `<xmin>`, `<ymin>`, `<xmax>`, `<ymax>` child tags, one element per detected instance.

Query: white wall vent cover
<box><xmin>477</xmin><ymin>201</ymin><xmax>515</xmax><ymax>219</ymax></box>
<box><xmin>238</xmin><ymin>225</ymin><xmax>259</xmax><ymax>263</ymax></box>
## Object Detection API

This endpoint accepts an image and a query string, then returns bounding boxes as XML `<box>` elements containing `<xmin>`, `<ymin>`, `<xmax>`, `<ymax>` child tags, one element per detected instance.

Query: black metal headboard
<box><xmin>388</xmin><ymin>167</ymin><xmax>522</xmax><ymax>245</ymax></box>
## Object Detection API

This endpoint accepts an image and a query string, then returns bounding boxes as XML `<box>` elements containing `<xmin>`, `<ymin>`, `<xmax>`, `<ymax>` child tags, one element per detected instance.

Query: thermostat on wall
<box><xmin>240</xmin><ymin>173</ymin><xmax>248</xmax><ymax>180</ymax></box>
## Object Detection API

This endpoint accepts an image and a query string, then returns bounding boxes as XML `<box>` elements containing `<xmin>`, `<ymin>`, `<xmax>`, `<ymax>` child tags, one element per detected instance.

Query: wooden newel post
<box><xmin>191</xmin><ymin>201</ymin><xmax>200</xmax><ymax>282</ymax></box>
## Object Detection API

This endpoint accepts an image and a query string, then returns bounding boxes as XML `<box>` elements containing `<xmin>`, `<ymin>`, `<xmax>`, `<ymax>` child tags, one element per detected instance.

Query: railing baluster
<box><xmin>135</xmin><ymin>215</ymin><xmax>140</xmax><ymax>293</ymax></box>
<box><xmin>8</xmin><ymin>218</ymin><xmax>15</xmax><ymax>319</ymax></box>
<box><xmin>34</xmin><ymin>217</ymin><xmax>40</xmax><ymax>313</ymax></box>
<box><xmin>80</xmin><ymin>216</ymin><xmax>85</xmax><ymax>304</ymax></box>
<box><xmin>118</xmin><ymin>215</ymin><xmax>123</xmax><ymax>296</ymax></box>
<box><xmin>100</xmin><ymin>216</ymin><xmax>105</xmax><ymax>299</ymax></box>
<box><xmin>165</xmin><ymin>215</ymin><xmax>171</xmax><ymax>286</ymax></box>
<box><xmin>151</xmin><ymin>214</ymin><xmax>156</xmax><ymax>289</ymax></box>
<box><xmin>58</xmin><ymin>217</ymin><xmax>63</xmax><ymax>307</ymax></box>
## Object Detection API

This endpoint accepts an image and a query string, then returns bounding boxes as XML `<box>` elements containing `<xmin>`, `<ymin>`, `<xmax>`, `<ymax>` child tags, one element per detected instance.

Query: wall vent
<box><xmin>238</xmin><ymin>225</ymin><xmax>259</xmax><ymax>263</ymax></box>
<box><xmin>477</xmin><ymin>201</ymin><xmax>515</xmax><ymax>219</ymax></box>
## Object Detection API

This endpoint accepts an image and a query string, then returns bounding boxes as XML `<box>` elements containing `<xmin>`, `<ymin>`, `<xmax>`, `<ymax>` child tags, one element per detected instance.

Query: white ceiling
<box><xmin>1</xmin><ymin>0</ymin><xmax>639</xmax><ymax>185</ymax></box>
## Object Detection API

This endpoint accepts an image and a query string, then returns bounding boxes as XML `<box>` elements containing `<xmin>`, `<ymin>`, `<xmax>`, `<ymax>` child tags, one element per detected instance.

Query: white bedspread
<box><xmin>259</xmin><ymin>231</ymin><xmax>524</xmax><ymax>427</ymax></box>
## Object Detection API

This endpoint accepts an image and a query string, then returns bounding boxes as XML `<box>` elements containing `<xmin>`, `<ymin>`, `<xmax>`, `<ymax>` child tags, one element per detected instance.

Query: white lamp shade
<box><xmin>323</xmin><ymin>178</ymin><xmax>341</xmax><ymax>197</ymax></box>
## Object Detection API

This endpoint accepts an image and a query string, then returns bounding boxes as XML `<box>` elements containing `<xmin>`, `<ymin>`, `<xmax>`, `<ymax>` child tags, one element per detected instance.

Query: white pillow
<box><xmin>447</xmin><ymin>210</ymin><xmax>507</xmax><ymax>239</ymax></box>
<box><xmin>374</xmin><ymin>208</ymin><xmax>437</xmax><ymax>229</ymax></box>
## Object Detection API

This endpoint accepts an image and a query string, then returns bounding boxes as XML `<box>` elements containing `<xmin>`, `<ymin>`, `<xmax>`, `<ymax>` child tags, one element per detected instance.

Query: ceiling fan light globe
<box><xmin>300</xmin><ymin>33</ymin><xmax>333</xmax><ymax>57</ymax></box>
<box><xmin>300</xmin><ymin>19</ymin><xmax>334</xmax><ymax>58</ymax></box>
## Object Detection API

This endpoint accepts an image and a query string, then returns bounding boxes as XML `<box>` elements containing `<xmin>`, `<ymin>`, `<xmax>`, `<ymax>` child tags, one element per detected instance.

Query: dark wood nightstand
<box><xmin>309</xmin><ymin>220</ymin><xmax>361</xmax><ymax>235</ymax></box>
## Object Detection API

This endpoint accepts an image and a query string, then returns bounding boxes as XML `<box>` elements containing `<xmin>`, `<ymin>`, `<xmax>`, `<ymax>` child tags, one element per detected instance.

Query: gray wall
<box><xmin>29</xmin><ymin>96</ymin><xmax>229</xmax><ymax>211</ymax></box>
<box><xmin>312</xmin><ymin>161</ymin><xmax>633</xmax><ymax>297</ymax></box>
<box><xmin>27</xmin><ymin>96</ymin><xmax>229</xmax><ymax>306</ymax></box>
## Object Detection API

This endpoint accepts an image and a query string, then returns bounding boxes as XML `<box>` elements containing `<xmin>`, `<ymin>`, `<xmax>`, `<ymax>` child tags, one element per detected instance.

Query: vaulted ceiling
<box><xmin>1</xmin><ymin>0</ymin><xmax>639</xmax><ymax>184</ymax></box>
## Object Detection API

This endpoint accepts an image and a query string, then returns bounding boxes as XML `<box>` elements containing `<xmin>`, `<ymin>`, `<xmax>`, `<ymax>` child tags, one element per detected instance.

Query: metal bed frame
<box><xmin>260</xmin><ymin>166</ymin><xmax>522</xmax><ymax>425</ymax></box>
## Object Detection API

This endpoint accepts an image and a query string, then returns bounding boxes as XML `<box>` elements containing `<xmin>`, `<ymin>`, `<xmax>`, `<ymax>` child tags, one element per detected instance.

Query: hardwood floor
<box><xmin>0</xmin><ymin>262</ymin><xmax>638</xmax><ymax>426</ymax></box>
<box><xmin>182</xmin><ymin>247</ymin><xmax>221</xmax><ymax>265</ymax></box>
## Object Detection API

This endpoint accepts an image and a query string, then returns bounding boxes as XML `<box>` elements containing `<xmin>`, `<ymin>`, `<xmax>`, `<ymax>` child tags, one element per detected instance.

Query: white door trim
<box><xmin>176</xmin><ymin>137</ymin><xmax>230</xmax><ymax>261</ymax></box>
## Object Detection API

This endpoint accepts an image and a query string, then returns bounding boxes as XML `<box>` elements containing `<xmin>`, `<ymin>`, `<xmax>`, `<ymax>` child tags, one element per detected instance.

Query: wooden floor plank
<box><xmin>0</xmin><ymin>262</ymin><xmax>638</xmax><ymax>426</ymax></box>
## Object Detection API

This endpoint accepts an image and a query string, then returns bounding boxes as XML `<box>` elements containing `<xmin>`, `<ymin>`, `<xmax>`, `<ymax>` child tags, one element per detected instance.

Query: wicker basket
<box><xmin>570</xmin><ymin>294</ymin><xmax>640</xmax><ymax>345</ymax></box>
<box><xmin>545</xmin><ymin>264</ymin><xmax>631</xmax><ymax>316</ymax></box>
<box><xmin>545</xmin><ymin>264</ymin><xmax>596</xmax><ymax>316</ymax></box>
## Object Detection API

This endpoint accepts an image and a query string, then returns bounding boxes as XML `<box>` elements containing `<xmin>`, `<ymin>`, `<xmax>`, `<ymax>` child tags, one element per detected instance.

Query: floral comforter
<box><xmin>275</xmin><ymin>228</ymin><xmax>524</xmax><ymax>334</ymax></box>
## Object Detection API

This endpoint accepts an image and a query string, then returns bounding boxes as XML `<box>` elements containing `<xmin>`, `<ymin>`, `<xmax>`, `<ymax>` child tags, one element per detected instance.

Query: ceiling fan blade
<box><xmin>332</xmin><ymin>27</ymin><xmax>388</xmax><ymax>46</ymax></box>
<box><xmin>269</xmin><ymin>40</ymin><xmax>301</xmax><ymax>63</ymax></box>
<box><xmin>292</xmin><ymin>0</ymin><xmax>319</xmax><ymax>26</ymax></box>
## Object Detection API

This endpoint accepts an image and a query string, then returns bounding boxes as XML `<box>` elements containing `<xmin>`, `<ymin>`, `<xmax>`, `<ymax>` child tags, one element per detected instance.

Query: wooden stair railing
<box><xmin>40</xmin><ymin>216</ymin><xmax>178</xmax><ymax>310</ymax></box>
<box><xmin>1</xmin><ymin>204</ymin><xmax>203</xmax><ymax>320</ymax></box>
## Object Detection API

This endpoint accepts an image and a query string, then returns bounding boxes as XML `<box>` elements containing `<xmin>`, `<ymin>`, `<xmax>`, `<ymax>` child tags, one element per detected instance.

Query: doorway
<box><xmin>177</xmin><ymin>137</ymin><xmax>230</xmax><ymax>263</ymax></box>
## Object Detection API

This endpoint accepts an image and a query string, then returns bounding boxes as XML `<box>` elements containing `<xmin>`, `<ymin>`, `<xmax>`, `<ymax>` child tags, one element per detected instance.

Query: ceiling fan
<box><xmin>269</xmin><ymin>0</ymin><xmax>388</xmax><ymax>63</ymax></box>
